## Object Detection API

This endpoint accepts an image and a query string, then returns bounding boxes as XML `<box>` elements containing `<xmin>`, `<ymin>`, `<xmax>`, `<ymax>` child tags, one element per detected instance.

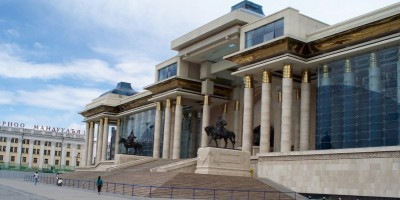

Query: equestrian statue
<box><xmin>204</xmin><ymin>115</ymin><xmax>236</xmax><ymax>149</ymax></box>
<box><xmin>119</xmin><ymin>130</ymin><xmax>143</xmax><ymax>155</ymax></box>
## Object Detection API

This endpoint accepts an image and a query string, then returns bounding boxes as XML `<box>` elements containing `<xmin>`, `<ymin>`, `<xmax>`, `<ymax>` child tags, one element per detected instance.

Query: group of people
<box><xmin>33</xmin><ymin>172</ymin><xmax>104</xmax><ymax>196</ymax></box>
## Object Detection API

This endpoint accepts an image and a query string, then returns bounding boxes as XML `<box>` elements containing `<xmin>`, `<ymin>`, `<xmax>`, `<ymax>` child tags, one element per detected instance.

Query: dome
<box><xmin>100</xmin><ymin>82</ymin><xmax>137</xmax><ymax>97</ymax></box>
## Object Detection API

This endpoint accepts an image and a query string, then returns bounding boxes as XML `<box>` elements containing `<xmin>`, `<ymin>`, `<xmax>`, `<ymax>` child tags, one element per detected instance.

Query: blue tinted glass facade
<box><xmin>158</xmin><ymin>63</ymin><xmax>177</xmax><ymax>81</ymax></box>
<box><xmin>245</xmin><ymin>18</ymin><xmax>284</xmax><ymax>48</ymax></box>
<box><xmin>120</xmin><ymin>109</ymin><xmax>155</xmax><ymax>156</ymax></box>
<box><xmin>316</xmin><ymin>46</ymin><xmax>400</xmax><ymax>149</ymax></box>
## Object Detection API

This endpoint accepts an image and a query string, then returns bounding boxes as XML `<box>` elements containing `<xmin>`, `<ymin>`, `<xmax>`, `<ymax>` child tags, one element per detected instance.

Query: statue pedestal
<box><xmin>195</xmin><ymin>147</ymin><xmax>251</xmax><ymax>177</ymax></box>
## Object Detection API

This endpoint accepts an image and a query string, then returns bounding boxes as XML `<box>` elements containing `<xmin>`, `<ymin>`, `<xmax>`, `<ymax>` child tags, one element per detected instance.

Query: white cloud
<box><xmin>0</xmin><ymin>47</ymin><xmax>156</xmax><ymax>90</ymax></box>
<box><xmin>4</xmin><ymin>29</ymin><xmax>19</xmax><ymax>38</ymax></box>
<box><xmin>0</xmin><ymin>91</ymin><xmax>15</xmax><ymax>104</ymax></box>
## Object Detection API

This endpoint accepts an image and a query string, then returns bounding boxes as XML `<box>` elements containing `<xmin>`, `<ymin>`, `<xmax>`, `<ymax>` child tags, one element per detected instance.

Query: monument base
<box><xmin>195</xmin><ymin>147</ymin><xmax>251</xmax><ymax>177</ymax></box>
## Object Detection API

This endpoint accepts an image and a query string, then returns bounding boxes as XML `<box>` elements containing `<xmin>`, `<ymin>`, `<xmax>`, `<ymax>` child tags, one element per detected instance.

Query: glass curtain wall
<box><xmin>316</xmin><ymin>45</ymin><xmax>400</xmax><ymax>149</ymax></box>
<box><xmin>120</xmin><ymin>109</ymin><xmax>155</xmax><ymax>156</ymax></box>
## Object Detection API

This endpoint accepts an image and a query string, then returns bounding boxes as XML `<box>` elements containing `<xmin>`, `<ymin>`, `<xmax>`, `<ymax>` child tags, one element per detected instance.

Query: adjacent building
<box><xmin>80</xmin><ymin>1</ymin><xmax>400</xmax><ymax>198</ymax></box>
<box><xmin>0</xmin><ymin>124</ymin><xmax>85</xmax><ymax>171</ymax></box>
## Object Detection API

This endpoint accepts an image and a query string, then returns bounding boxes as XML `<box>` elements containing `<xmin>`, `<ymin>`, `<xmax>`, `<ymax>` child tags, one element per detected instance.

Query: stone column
<box><xmin>173</xmin><ymin>96</ymin><xmax>183</xmax><ymax>159</ymax></box>
<box><xmin>61</xmin><ymin>140</ymin><xmax>67</xmax><ymax>170</ymax></box>
<box><xmin>28</xmin><ymin>139</ymin><xmax>34</xmax><ymax>168</ymax></box>
<box><xmin>274</xmin><ymin>89</ymin><xmax>282</xmax><ymax>152</ymax></box>
<box><xmin>114</xmin><ymin>119</ymin><xmax>121</xmax><ymax>158</ymax></box>
<box><xmin>153</xmin><ymin>102</ymin><xmax>162</xmax><ymax>158</ymax></box>
<box><xmin>87</xmin><ymin>122</ymin><xmax>94</xmax><ymax>166</ymax></box>
<box><xmin>16</xmin><ymin>138</ymin><xmax>23</xmax><ymax>168</ymax></box>
<box><xmin>260</xmin><ymin>70</ymin><xmax>272</xmax><ymax>154</ymax></box>
<box><xmin>72</xmin><ymin>144</ymin><xmax>77</xmax><ymax>168</ymax></box>
<box><xmin>300</xmin><ymin>70</ymin><xmax>311</xmax><ymax>151</ymax></box>
<box><xmin>233</xmin><ymin>101</ymin><xmax>240</xmax><ymax>147</ymax></box>
<box><xmin>38</xmin><ymin>141</ymin><xmax>45</xmax><ymax>170</ymax></box>
<box><xmin>81</xmin><ymin>122</ymin><xmax>89</xmax><ymax>166</ymax></box>
<box><xmin>4</xmin><ymin>137</ymin><xmax>11</xmax><ymax>168</ymax></box>
<box><xmin>162</xmin><ymin>99</ymin><xmax>172</xmax><ymax>159</ymax></box>
<box><xmin>242</xmin><ymin>75</ymin><xmax>254</xmax><ymax>153</ymax></box>
<box><xmin>281</xmin><ymin>64</ymin><xmax>293</xmax><ymax>152</ymax></box>
<box><xmin>101</xmin><ymin>117</ymin><xmax>109</xmax><ymax>161</ymax></box>
<box><xmin>96</xmin><ymin>119</ymin><xmax>104</xmax><ymax>164</ymax></box>
<box><xmin>201</xmin><ymin>95</ymin><xmax>211</xmax><ymax>148</ymax></box>
<box><xmin>50</xmin><ymin>142</ymin><xmax>56</xmax><ymax>167</ymax></box>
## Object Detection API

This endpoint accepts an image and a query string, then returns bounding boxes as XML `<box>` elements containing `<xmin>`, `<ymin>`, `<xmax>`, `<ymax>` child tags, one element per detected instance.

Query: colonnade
<box><xmin>84</xmin><ymin>117</ymin><xmax>117</xmax><ymax>166</ymax></box>
<box><xmin>241</xmin><ymin>65</ymin><xmax>311</xmax><ymax>154</ymax></box>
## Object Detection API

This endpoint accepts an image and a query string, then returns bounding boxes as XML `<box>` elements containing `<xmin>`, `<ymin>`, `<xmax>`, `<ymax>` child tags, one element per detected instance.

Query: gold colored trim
<box><xmin>322</xmin><ymin>65</ymin><xmax>329</xmax><ymax>78</ymax></box>
<box><xmin>262</xmin><ymin>70</ymin><xmax>271</xmax><ymax>83</ymax></box>
<box><xmin>223</xmin><ymin>104</ymin><xmax>227</xmax><ymax>113</ymax></box>
<box><xmin>117</xmin><ymin>119</ymin><xmax>121</xmax><ymax>126</ymax></box>
<box><xmin>166</xmin><ymin>99</ymin><xmax>171</xmax><ymax>108</ymax></box>
<box><xmin>301</xmin><ymin>70</ymin><xmax>310</xmax><ymax>83</ymax></box>
<box><xmin>90</xmin><ymin>121</ymin><xmax>94</xmax><ymax>127</ymax></box>
<box><xmin>283</xmin><ymin>65</ymin><xmax>292</xmax><ymax>78</ymax></box>
<box><xmin>235</xmin><ymin>101</ymin><xmax>240</xmax><ymax>111</ymax></box>
<box><xmin>244</xmin><ymin>75</ymin><xmax>253</xmax><ymax>88</ymax></box>
<box><xmin>204</xmin><ymin>95</ymin><xmax>209</xmax><ymax>106</ymax></box>
<box><xmin>176</xmin><ymin>96</ymin><xmax>182</xmax><ymax>106</ymax></box>
<box><xmin>345</xmin><ymin>59</ymin><xmax>352</xmax><ymax>72</ymax></box>
<box><xmin>370</xmin><ymin>52</ymin><xmax>377</xmax><ymax>68</ymax></box>
<box><xmin>156</xmin><ymin>102</ymin><xmax>162</xmax><ymax>110</ymax></box>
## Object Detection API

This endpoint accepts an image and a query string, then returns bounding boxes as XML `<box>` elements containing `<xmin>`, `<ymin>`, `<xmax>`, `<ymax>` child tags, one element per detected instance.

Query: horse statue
<box><xmin>253</xmin><ymin>125</ymin><xmax>274</xmax><ymax>147</ymax></box>
<box><xmin>119</xmin><ymin>137</ymin><xmax>143</xmax><ymax>155</ymax></box>
<box><xmin>204</xmin><ymin>125</ymin><xmax>236</xmax><ymax>149</ymax></box>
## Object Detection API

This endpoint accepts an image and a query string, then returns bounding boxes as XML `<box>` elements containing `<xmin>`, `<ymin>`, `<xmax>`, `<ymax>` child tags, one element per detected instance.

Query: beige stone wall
<box><xmin>257</xmin><ymin>146</ymin><xmax>400</xmax><ymax>198</ymax></box>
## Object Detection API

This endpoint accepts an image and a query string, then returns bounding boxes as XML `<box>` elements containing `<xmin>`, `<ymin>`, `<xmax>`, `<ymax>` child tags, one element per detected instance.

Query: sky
<box><xmin>0</xmin><ymin>0</ymin><xmax>399</xmax><ymax>134</ymax></box>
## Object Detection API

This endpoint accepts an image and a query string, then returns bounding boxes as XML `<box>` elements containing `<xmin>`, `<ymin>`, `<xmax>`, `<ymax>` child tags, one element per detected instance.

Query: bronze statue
<box><xmin>204</xmin><ymin>115</ymin><xmax>236</xmax><ymax>149</ymax></box>
<box><xmin>119</xmin><ymin>130</ymin><xmax>143</xmax><ymax>155</ymax></box>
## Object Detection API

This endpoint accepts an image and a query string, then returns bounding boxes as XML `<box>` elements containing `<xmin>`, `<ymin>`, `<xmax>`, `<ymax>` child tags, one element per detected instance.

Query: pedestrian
<box><xmin>34</xmin><ymin>172</ymin><xmax>39</xmax><ymax>185</ymax></box>
<box><xmin>56</xmin><ymin>173</ymin><xmax>59</xmax><ymax>185</ymax></box>
<box><xmin>96</xmin><ymin>176</ymin><xmax>103</xmax><ymax>195</ymax></box>
<box><xmin>57</xmin><ymin>178</ymin><xmax>63</xmax><ymax>186</ymax></box>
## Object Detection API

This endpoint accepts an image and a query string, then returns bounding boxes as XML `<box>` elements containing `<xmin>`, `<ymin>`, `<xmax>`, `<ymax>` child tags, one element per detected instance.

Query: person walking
<box><xmin>34</xmin><ymin>172</ymin><xmax>39</xmax><ymax>185</ymax></box>
<box><xmin>96</xmin><ymin>176</ymin><xmax>103</xmax><ymax>195</ymax></box>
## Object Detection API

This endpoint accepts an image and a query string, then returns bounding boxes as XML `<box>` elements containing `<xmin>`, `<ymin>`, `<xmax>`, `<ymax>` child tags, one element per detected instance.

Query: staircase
<box><xmin>59</xmin><ymin>158</ymin><xmax>298</xmax><ymax>199</ymax></box>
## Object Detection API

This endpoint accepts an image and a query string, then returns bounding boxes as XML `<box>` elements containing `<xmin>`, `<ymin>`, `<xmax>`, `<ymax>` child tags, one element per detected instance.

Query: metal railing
<box><xmin>24</xmin><ymin>175</ymin><xmax>297</xmax><ymax>199</ymax></box>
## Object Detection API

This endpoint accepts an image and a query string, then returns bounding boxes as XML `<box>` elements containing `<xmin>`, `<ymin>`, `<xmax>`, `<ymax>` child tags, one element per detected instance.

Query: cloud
<box><xmin>4</xmin><ymin>29</ymin><xmax>19</xmax><ymax>38</ymax></box>
<box><xmin>0</xmin><ymin>91</ymin><xmax>15</xmax><ymax>104</ymax></box>
<box><xmin>0</xmin><ymin>46</ymin><xmax>156</xmax><ymax>90</ymax></box>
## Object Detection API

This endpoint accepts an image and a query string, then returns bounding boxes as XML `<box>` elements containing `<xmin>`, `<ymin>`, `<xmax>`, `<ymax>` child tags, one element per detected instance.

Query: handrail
<box><xmin>23</xmin><ymin>175</ymin><xmax>298</xmax><ymax>199</ymax></box>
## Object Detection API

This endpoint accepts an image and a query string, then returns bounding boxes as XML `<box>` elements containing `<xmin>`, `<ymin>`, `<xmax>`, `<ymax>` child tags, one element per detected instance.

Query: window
<box><xmin>55</xmin><ymin>160</ymin><xmax>59</xmax><ymax>165</ymax></box>
<box><xmin>33</xmin><ymin>158</ymin><xmax>37</xmax><ymax>163</ymax></box>
<box><xmin>2</xmin><ymin>146</ymin><xmax>5</xmax><ymax>151</ymax></box>
<box><xmin>44</xmin><ymin>150</ymin><xmax>47</xmax><ymax>155</ymax></box>
<box><xmin>13</xmin><ymin>147</ymin><xmax>17</xmax><ymax>152</ymax></box>
<box><xmin>14</xmin><ymin>138</ymin><xmax>18</xmax><ymax>143</ymax></box>
<box><xmin>22</xmin><ymin>148</ymin><xmax>25</xmax><ymax>153</ymax></box>
<box><xmin>56</xmin><ymin>142</ymin><xmax>61</xmax><ymax>147</ymax></box>
<box><xmin>77</xmin><ymin>153</ymin><xmax>81</xmax><ymax>158</ymax></box>
<box><xmin>245</xmin><ymin>18</ymin><xmax>284</xmax><ymax>48</ymax></box>
<box><xmin>33</xmin><ymin>149</ymin><xmax>36</xmax><ymax>154</ymax></box>
<box><xmin>25</xmin><ymin>148</ymin><xmax>29</xmax><ymax>153</ymax></box>
<box><xmin>44</xmin><ymin>159</ymin><xmax>48</xmax><ymax>164</ymax></box>
<box><xmin>34</xmin><ymin>140</ymin><xmax>40</xmax><ymax>145</ymax></box>
<box><xmin>22</xmin><ymin>157</ymin><xmax>26</xmax><ymax>162</ymax></box>
<box><xmin>158</xmin><ymin>63</ymin><xmax>177</xmax><ymax>81</ymax></box>
<box><xmin>47</xmin><ymin>150</ymin><xmax>51</xmax><ymax>155</ymax></box>
<box><xmin>11</xmin><ymin>156</ymin><xmax>15</xmax><ymax>162</ymax></box>
<box><xmin>66</xmin><ymin>160</ymin><xmax>70</xmax><ymax>166</ymax></box>
<box><xmin>67</xmin><ymin>152</ymin><xmax>70</xmax><ymax>157</ymax></box>
<box><xmin>77</xmin><ymin>144</ymin><xmax>81</xmax><ymax>149</ymax></box>
<box><xmin>76</xmin><ymin>161</ymin><xmax>80</xmax><ymax>166</ymax></box>
<box><xmin>67</xmin><ymin>143</ymin><xmax>71</xmax><ymax>148</ymax></box>
<box><xmin>0</xmin><ymin>155</ymin><xmax>2</xmax><ymax>160</ymax></box>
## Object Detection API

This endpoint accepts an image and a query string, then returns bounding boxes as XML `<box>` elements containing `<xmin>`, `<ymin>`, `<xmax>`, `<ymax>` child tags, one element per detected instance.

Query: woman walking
<box><xmin>96</xmin><ymin>176</ymin><xmax>103</xmax><ymax>195</ymax></box>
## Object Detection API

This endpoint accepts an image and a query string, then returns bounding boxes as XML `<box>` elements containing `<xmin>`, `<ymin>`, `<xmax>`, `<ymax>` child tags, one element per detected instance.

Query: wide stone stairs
<box><xmin>58</xmin><ymin>158</ymin><xmax>296</xmax><ymax>199</ymax></box>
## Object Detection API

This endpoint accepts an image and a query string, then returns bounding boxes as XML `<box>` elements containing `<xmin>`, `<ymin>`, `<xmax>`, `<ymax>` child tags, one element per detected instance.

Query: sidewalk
<box><xmin>0</xmin><ymin>178</ymin><xmax>170</xmax><ymax>200</ymax></box>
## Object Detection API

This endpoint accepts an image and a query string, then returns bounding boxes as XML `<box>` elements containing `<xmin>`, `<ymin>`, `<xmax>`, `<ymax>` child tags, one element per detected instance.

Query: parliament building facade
<box><xmin>80</xmin><ymin>1</ymin><xmax>400</xmax><ymax>198</ymax></box>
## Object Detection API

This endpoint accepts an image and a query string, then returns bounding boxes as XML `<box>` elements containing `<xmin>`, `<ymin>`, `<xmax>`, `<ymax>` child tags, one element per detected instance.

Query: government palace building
<box><xmin>80</xmin><ymin>1</ymin><xmax>400</xmax><ymax>198</ymax></box>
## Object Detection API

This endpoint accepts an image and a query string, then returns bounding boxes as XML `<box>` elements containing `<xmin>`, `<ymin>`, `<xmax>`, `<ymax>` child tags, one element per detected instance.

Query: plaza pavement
<box><xmin>0</xmin><ymin>178</ymin><xmax>171</xmax><ymax>200</ymax></box>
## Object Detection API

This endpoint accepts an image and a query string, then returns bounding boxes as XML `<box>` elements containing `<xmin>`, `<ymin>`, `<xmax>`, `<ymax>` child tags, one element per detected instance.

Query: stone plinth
<box><xmin>195</xmin><ymin>147</ymin><xmax>251</xmax><ymax>177</ymax></box>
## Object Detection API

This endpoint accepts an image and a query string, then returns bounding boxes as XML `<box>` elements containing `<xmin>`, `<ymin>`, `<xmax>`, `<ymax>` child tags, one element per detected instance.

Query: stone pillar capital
<box><xmin>262</xmin><ymin>70</ymin><xmax>271</xmax><ymax>83</ymax></box>
<box><xmin>283</xmin><ymin>64</ymin><xmax>292</xmax><ymax>78</ymax></box>
<box><xmin>244</xmin><ymin>75</ymin><xmax>253</xmax><ymax>88</ymax></box>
